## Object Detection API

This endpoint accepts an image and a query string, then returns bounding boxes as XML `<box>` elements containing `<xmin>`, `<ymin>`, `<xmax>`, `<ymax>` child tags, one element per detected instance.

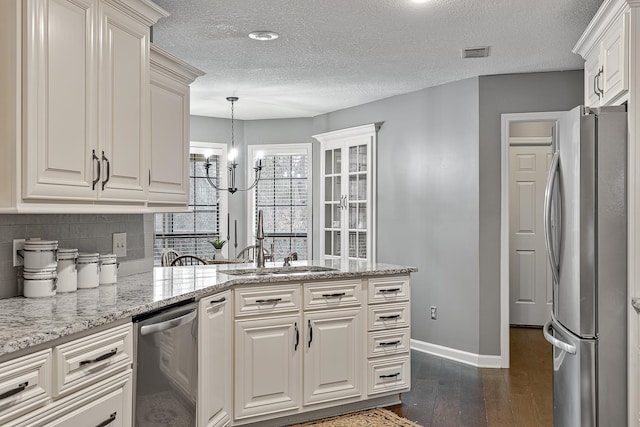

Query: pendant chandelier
<box><xmin>204</xmin><ymin>97</ymin><xmax>263</xmax><ymax>194</ymax></box>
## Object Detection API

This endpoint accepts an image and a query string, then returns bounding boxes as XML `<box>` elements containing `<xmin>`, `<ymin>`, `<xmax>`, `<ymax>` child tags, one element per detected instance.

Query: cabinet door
<box><xmin>303</xmin><ymin>308</ymin><xmax>362</xmax><ymax>406</ymax></box>
<box><xmin>22</xmin><ymin>0</ymin><xmax>99</xmax><ymax>201</ymax></box>
<box><xmin>344</xmin><ymin>139</ymin><xmax>373</xmax><ymax>262</ymax></box>
<box><xmin>322</xmin><ymin>142</ymin><xmax>344</xmax><ymax>260</ymax></box>
<box><xmin>148</xmin><ymin>69</ymin><xmax>189</xmax><ymax>205</ymax></box>
<box><xmin>98</xmin><ymin>2</ymin><xmax>148</xmax><ymax>202</ymax></box>
<box><xmin>199</xmin><ymin>291</ymin><xmax>232</xmax><ymax>427</ymax></box>
<box><xmin>234</xmin><ymin>314</ymin><xmax>301</xmax><ymax>420</ymax></box>
<box><xmin>601</xmin><ymin>12</ymin><xmax>628</xmax><ymax>105</ymax></box>
<box><xmin>583</xmin><ymin>49</ymin><xmax>602</xmax><ymax>108</ymax></box>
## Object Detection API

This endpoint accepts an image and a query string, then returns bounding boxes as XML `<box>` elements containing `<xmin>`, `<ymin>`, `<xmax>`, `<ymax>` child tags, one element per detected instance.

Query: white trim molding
<box><xmin>410</xmin><ymin>339</ymin><xmax>503</xmax><ymax>369</ymax></box>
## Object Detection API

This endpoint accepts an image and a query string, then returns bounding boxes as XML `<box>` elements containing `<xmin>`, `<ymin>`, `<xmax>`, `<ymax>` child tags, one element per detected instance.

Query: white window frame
<box><xmin>246</xmin><ymin>143</ymin><xmax>313</xmax><ymax>261</ymax></box>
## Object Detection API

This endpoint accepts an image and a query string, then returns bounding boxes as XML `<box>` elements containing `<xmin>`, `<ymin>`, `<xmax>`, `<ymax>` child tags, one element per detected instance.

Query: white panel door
<box><xmin>98</xmin><ymin>3</ymin><xmax>148</xmax><ymax>201</ymax></box>
<box><xmin>234</xmin><ymin>314</ymin><xmax>301</xmax><ymax>420</ymax></box>
<box><xmin>22</xmin><ymin>0</ymin><xmax>99</xmax><ymax>201</ymax></box>
<box><xmin>199</xmin><ymin>292</ymin><xmax>232</xmax><ymax>427</ymax></box>
<box><xmin>303</xmin><ymin>308</ymin><xmax>362</xmax><ymax>406</ymax></box>
<box><xmin>509</xmin><ymin>145</ymin><xmax>553</xmax><ymax>326</ymax></box>
<box><xmin>601</xmin><ymin>12</ymin><xmax>628</xmax><ymax>105</ymax></box>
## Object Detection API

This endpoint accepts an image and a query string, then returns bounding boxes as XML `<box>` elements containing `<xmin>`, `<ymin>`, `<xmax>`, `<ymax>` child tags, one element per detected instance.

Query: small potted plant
<box><xmin>209</xmin><ymin>239</ymin><xmax>226</xmax><ymax>260</ymax></box>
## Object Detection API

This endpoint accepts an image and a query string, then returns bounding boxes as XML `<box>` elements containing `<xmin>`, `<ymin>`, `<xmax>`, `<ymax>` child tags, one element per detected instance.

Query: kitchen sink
<box><xmin>221</xmin><ymin>266</ymin><xmax>337</xmax><ymax>276</ymax></box>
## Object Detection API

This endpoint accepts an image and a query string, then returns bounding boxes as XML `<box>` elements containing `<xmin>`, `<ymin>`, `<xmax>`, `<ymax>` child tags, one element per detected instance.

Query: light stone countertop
<box><xmin>0</xmin><ymin>260</ymin><xmax>416</xmax><ymax>357</ymax></box>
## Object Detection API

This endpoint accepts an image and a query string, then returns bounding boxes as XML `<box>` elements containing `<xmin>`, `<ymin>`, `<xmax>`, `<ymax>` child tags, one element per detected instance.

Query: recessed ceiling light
<box><xmin>248</xmin><ymin>31</ymin><xmax>279</xmax><ymax>41</ymax></box>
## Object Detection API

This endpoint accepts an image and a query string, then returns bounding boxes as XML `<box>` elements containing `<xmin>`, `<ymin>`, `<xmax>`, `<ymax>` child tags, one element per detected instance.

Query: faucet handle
<box><xmin>283</xmin><ymin>256</ymin><xmax>291</xmax><ymax>267</ymax></box>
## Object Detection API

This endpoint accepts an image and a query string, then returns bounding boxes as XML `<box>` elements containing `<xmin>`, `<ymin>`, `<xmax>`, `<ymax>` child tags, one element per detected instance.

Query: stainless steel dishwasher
<box><xmin>133</xmin><ymin>300</ymin><xmax>198</xmax><ymax>427</ymax></box>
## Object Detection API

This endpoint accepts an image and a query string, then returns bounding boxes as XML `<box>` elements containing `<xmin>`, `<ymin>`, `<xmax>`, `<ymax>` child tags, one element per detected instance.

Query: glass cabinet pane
<box><xmin>333</xmin><ymin>204</ymin><xmax>341</xmax><ymax>228</ymax></box>
<box><xmin>325</xmin><ymin>150</ymin><xmax>332</xmax><ymax>175</ymax></box>
<box><xmin>333</xmin><ymin>176</ymin><xmax>342</xmax><ymax>202</ymax></box>
<box><xmin>349</xmin><ymin>232</ymin><xmax>357</xmax><ymax>257</ymax></box>
<box><xmin>358</xmin><ymin>174</ymin><xmax>366</xmax><ymax>200</ymax></box>
<box><xmin>334</xmin><ymin>149</ymin><xmax>341</xmax><ymax>174</ymax></box>
<box><xmin>349</xmin><ymin>146</ymin><xmax>358</xmax><ymax>172</ymax></box>
<box><xmin>334</xmin><ymin>231</ymin><xmax>341</xmax><ymax>256</ymax></box>
<box><xmin>358</xmin><ymin>144</ymin><xmax>367</xmax><ymax>172</ymax></box>
<box><xmin>358</xmin><ymin>232</ymin><xmax>367</xmax><ymax>258</ymax></box>
<box><xmin>358</xmin><ymin>203</ymin><xmax>366</xmax><ymax>229</ymax></box>
<box><xmin>348</xmin><ymin>204</ymin><xmax>357</xmax><ymax>229</ymax></box>
<box><xmin>349</xmin><ymin>176</ymin><xmax>357</xmax><ymax>200</ymax></box>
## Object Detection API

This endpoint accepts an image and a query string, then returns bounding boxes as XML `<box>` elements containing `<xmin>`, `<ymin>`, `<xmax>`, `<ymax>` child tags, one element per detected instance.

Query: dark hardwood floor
<box><xmin>390</xmin><ymin>327</ymin><xmax>552</xmax><ymax>427</ymax></box>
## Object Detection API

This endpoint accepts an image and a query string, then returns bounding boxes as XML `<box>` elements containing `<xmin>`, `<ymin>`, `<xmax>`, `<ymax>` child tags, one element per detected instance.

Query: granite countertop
<box><xmin>0</xmin><ymin>260</ymin><xmax>416</xmax><ymax>357</ymax></box>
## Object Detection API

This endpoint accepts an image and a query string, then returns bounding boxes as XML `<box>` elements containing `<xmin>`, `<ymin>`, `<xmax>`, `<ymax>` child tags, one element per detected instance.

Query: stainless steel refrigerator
<box><xmin>542</xmin><ymin>105</ymin><xmax>627</xmax><ymax>426</ymax></box>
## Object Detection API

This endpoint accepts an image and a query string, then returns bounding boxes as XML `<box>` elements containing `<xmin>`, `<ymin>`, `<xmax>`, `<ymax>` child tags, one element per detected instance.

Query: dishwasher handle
<box><xmin>140</xmin><ymin>309</ymin><xmax>197</xmax><ymax>336</ymax></box>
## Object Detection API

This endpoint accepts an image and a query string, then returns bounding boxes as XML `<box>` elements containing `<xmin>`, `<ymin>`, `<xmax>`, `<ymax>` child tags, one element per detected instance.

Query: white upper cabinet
<box><xmin>574</xmin><ymin>2</ymin><xmax>629</xmax><ymax>107</ymax></box>
<box><xmin>0</xmin><ymin>0</ymin><xmax>207</xmax><ymax>212</ymax></box>
<box><xmin>148</xmin><ymin>45</ymin><xmax>204</xmax><ymax>208</ymax></box>
<box><xmin>314</xmin><ymin>124</ymin><xmax>379</xmax><ymax>264</ymax></box>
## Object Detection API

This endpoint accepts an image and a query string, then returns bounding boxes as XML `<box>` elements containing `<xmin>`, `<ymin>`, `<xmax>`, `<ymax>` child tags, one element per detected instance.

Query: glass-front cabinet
<box><xmin>314</xmin><ymin>124</ymin><xmax>378</xmax><ymax>264</ymax></box>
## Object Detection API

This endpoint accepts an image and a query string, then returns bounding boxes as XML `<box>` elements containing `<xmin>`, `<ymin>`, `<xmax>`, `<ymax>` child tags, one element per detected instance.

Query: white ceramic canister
<box><xmin>77</xmin><ymin>253</ymin><xmax>100</xmax><ymax>289</ymax></box>
<box><xmin>23</xmin><ymin>268</ymin><xmax>57</xmax><ymax>298</ymax></box>
<box><xmin>56</xmin><ymin>248</ymin><xmax>78</xmax><ymax>293</ymax></box>
<box><xmin>23</xmin><ymin>239</ymin><xmax>58</xmax><ymax>270</ymax></box>
<box><xmin>99</xmin><ymin>253</ymin><xmax>118</xmax><ymax>285</ymax></box>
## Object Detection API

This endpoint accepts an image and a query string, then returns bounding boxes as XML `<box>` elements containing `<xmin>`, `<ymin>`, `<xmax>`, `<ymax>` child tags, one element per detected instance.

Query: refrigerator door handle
<box><xmin>543</xmin><ymin>319</ymin><xmax>576</xmax><ymax>354</ymax></box>
<box><xmin>543</xmin><ymin>150</ymin><xmax>560</xmax><ymax>285</ymax></box>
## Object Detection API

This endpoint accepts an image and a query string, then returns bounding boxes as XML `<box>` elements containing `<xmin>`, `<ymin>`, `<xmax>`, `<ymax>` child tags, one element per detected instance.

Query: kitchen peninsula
<box><xmin>0</xmin><ymin>261</ymin><xmax>415</xmax><ymax>427</ymax></box>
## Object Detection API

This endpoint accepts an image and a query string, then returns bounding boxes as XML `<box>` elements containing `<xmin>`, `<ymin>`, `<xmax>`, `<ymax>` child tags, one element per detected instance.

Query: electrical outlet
<box><xmin>112</xmin><ymin>232</ymin><xmax>127</xmax><ymax>257</ymax></box>
<box><xmin>430</xmin><ymin>306</ymin><xmax>437</xmax><ymax>320</ymax></box>
<box><xmin>13</xmin><ymin>239</ymin><xmax>25</xmax><ymax>266</ymax></box>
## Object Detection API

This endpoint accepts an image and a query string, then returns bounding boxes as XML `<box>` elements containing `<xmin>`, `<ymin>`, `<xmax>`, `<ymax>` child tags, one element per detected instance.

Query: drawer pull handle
<box><xmin>294</xmin><ymin>322</ymin><xmax>299</xmax><ymax>351</ymax></box>
<box><xmin>95</xmin><ymin>412</ymin><xmax>117</xmax><ymax>427</ymax></box>
<box><xmin>80</xmin><ymin>348</ymin><xmax>117</xmax><ymax>366</ymax></box>
<box><xmin>380</xmin><ymin>373</ymin><xmax>400</xmax><ymax>379</ymax></box>
<box><xmin>379</xmin><ymin>314</ymin><xmax>401</xmax><ymax>320</ymax></box>
<box><xmin>256</xmin><ymin>298</ymin><xmax>282</xmax><ymax>304</ymax></box>
<box><xmin>0</xmin><ymin>381</ymin><xmax>28</xmax><ymax>400</ymax></box>
<box><xmin>379</xmin><ymin>288</ymin><xmax>401</xmax><ymax>294</ymax></box>
<box><xmin>210</xmin><ymin>296</ymin><xmax>226</xmax><ymax>304</ymax></box>
<box><xmin>322</xmin><ymin>292</ymin><xmax>346</xmax><ymax>298</ymax></box>
<box><xmin>308</xmin><ymin>320</ymin><xmax>313</xmax><ymax>348</ymax></box>
<box><xmin>379</xmin><ymin>340</ymin><xmax>401</xmax><ymax>347</ymax></box>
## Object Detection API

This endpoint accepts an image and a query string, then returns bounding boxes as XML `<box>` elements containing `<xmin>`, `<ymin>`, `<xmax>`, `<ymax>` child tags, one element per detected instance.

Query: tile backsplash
<box><xmin>0</xmin><ymin>214</ymin><xmax>154</xmax><ymax>299</ymax></box>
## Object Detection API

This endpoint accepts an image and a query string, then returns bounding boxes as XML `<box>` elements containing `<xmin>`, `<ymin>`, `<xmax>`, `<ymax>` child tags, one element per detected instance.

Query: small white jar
<box><xmin>56</xmin><ymin>249</ymin><xmax>78</xmax><ymax>293</ymax></box>
<box><xmin>99</xmin><ymin>254</ymin><xmax>118</xmax><ymax>285</ymax></box>
<box><xmin>23</xmin><ymin>240</ymin><xmax>58</xmax><ymax>270</ymax></box>
<box><xmin>77</xmin><ymin>253</ymin><xmax>100</xmax><ymax>289</ymax></box>
<box><xmin>23</xmin><ymin>268</ymin><xmax>57</xmax><ymax>298</ymax></box>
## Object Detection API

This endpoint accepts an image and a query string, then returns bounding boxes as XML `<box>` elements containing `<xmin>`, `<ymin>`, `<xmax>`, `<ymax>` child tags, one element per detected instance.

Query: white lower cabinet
<box><xmin>3</xmin><ymin>323</ymin><xmax>133</xmax><ymax>427</ymax></box>
<box><xmin>303</xmin><ymin>308</ymin><xmax>362</xmax><ymax>405</ymax></box>
<box><xmin>234</xmin><ymin>314</ymin><xmax>302</xmax><ymax>420</ymax></box>
<box><xmin>199</xmin><ymin>291</ymin><xmax>232</xmax><ymax>427</ymax></box>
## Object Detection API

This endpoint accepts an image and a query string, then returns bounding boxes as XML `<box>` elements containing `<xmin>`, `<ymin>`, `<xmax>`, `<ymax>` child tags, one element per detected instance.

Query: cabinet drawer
<box><xmin>0</xmin><ymin>349</ymin><xmax>51</xmax><ymax>425</ymax></box>
<box><xmin>53</xmin><ymin>323</ymin><xmax>133</xmax><ymax>398</ymax></box>
<box><xmin>368</xmin><ymin>276</ymin><xmax>409</xmax><ymax>304</ymax></box>
<box><xmin>235</xmin><ymin>284</ymin><xmax>301</xmax><ymax>317</ymax></box>
<box><xmin>304</xmin><ymin>280</ymin><xmax>361</xmax><ymax>310</ymax></box>
<box><xmin>368</xmin><ymin>302</ymin><xmax>410</xmax><ymax>331</ymax></box>
<box><xmin>367</xmin><ymin>328</ymin><xmax>410</xmax><ymax>358</ymax></box>
<box><xmin>9</xmin><ymin>369</ymin><xmax>132</xmax><ymax>427</ymax></box>
<box><xmin>367</xmin><ymin>356</ymin><xmax>410</xmax><ymax>396</ymax></box>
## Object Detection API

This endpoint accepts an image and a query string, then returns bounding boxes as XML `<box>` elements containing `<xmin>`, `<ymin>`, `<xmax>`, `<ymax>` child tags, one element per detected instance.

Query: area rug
<box><xmin>290</xmin><ymin>407</ymin><xmax>423</xmax><ymax>427</ymax></box>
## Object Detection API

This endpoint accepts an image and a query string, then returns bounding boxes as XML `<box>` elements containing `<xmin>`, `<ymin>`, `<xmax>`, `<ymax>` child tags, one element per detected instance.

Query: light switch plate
<box><xmin>112</xmin><ymin>232</ymin><xmax>127</xmax><ymax>257</ymax></box>
<box><xmin>13</xmin><ymin>239</ymin><xmax>25</xmax><ymax>266</ymax></box>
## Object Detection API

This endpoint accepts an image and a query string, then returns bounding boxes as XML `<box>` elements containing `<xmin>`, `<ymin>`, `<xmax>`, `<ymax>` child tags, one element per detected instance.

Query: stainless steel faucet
<box><xmin>256</xmin><ymin>209</ymin><xmax>265</xmax><ymax>268</ymax></box>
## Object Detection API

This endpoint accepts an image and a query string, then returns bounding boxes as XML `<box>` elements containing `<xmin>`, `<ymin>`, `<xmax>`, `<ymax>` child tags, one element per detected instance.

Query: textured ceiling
<box><xmin>151</xmin><ymin>0</ymin><xmax>603</xmax><ymax>120</ymax></box>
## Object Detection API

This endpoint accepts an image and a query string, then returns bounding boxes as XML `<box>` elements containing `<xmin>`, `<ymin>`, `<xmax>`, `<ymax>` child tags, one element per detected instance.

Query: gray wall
<box><xmin>312</xmin><ymin>78</ymin><xmax>482</xmax><ymax>353</ymax></box>
<box><xmin>477</xmin><ymin>70</ymin><xmax>584</xmax><ymax>355</ymax></box>
<box><xmin>0</xmin><ymin>214</ymin><xmax>153</xmax><ymax>298</ymax></box>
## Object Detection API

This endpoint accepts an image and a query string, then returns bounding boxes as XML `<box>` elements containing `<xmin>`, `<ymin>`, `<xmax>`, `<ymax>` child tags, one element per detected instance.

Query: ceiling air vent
<box><xmin>462</xmin><ymin>46</ymin><xmax>490</xmax><ymax>59</ymax></box>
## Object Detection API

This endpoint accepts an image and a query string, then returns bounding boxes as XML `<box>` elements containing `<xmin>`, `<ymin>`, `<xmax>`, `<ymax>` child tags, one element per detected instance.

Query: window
<box><xmin>247</xmin><ymin>144</ymin><xmax>312</xmax><ymax>261</ymax></box>
<box><xmin>154</xmin><ymin>143</ymin><xmax>228</xmax><ymax>263</ymax></box>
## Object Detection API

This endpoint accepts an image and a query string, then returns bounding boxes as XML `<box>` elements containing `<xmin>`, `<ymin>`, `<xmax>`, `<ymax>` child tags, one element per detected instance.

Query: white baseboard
<box><xmin>410</xmin><ymin>339</ymin><xmax>504</xmax><ymax>368</ymax></box>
